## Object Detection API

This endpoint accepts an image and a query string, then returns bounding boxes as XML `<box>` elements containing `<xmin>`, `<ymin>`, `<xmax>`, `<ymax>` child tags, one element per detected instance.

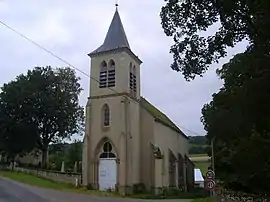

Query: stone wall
<box><xmin>13</xmin><ymin>167</ymin><xmax>82</xmax><ymax>186</ymax></box>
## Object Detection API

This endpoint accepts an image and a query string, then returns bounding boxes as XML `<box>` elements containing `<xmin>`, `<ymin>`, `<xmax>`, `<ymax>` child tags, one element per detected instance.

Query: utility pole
<box><xmin>211</xmin><ymin>136</ymin><xmax>216</xmax><ymax>197</ymax></box>
<box><xmin>211</xmin><ymin>137</ymin><xmax>215</xmax><ymax>173</ymax></box>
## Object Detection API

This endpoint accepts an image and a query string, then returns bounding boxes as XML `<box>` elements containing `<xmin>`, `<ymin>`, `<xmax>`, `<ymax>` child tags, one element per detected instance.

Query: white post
<box><xmin>61</xmin><ymin>161</ymin><xmax>65</xmax><ymax>172</ymax></box>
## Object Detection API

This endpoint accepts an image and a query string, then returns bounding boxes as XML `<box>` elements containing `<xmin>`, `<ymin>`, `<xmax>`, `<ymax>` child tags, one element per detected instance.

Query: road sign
<box><xmin>206</xmin><ymin>170</ymin><xmax>215</xmax><ymax>179</ymax></box>
<box><xmin>205</xmin><ymin>179</ymin><xmax>215</xmax><ymax>190</ymax></box>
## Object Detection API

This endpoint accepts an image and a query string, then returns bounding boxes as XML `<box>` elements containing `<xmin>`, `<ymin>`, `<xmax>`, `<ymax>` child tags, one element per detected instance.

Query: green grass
<box><xmin>193</xmin><ymin>161</ymin><xmax>210</xmax><ymax>175</ymax></box>
<box><xmin>191</xmin><ymin>198</ymin><xmax>213</xmax><ymax>202</ymax></box>
<box><xmin>0</xmin><ymin>171</ymin><xmax>73</xmax><ymax>190</ymax></box>
<box><xmin>0</xmin><ymin>171</ymin><xmax>209</xmax><ymax>200</ymax></box>
<box><xmin>0</xmin><ymin>171</ymin><xmax>119</xmax><ymax>197</ymax></box>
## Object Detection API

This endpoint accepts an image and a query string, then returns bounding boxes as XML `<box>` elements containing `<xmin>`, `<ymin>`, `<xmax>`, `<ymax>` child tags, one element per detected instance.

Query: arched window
<box><xmin>108</xmin><ymin>59</ymin><xmax>116</xmax><ymax>87</ymax></box>
<box><xmin>99</xmin><ymin>142</ymin><xmax>116</xmax><ymax>158</ymax></box>
<box><xmin>102</xmin><ymin>104</ymin><xmax>110</xmax><ymax>126</ymax></box>
<box><xmin>99</xmin><ymin>61</ymin><xmax>107</xmax><ymax>88</ymax></box>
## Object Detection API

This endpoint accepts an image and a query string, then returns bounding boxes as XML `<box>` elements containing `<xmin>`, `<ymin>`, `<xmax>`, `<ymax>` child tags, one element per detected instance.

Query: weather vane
<box><xmin>115</xmin><ymin>0</ymin><xmax>119</xmax><ymax>8</ymax></box>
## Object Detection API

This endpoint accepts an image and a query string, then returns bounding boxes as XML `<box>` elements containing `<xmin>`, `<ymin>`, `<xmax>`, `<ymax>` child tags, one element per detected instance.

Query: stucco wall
<box><xmin>86</xmin><ymin>96</ymin><xmax>125</xmax><ymax>186</ymax></box>
<box><xmin>153</xmin><ymin>121</ymin><xmax>189</xmax><ymax>187</ymax></box>
<box><xmin>140</xmin><ymin>107</ymin><xmax>155</xmax><ymax>189</ymax></box>
<box><xmin>128</xmin><ymin>100</ymin><xmax>141</xmax><ymax>185</ymax></box>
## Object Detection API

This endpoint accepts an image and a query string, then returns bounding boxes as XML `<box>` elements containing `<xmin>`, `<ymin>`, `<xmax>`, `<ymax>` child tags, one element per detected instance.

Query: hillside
<box><xmin>188</xmin><ymin>135</ymin><xmax>210</xmax><ymax>155</ymax></box>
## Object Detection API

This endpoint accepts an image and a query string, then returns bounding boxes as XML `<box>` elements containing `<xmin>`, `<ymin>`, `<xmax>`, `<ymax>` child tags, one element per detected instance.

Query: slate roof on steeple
<box><xmin>89</xmin><ymin>8</ymin><xmax>130</xmax><ymax>55</ymax></box>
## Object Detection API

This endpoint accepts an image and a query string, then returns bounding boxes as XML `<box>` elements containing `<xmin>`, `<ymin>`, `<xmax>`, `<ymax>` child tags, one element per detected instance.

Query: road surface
<box><xmin>0</xmin><ymin>177</ymin><xmax>191</xmax><ymax>202</ymax></box>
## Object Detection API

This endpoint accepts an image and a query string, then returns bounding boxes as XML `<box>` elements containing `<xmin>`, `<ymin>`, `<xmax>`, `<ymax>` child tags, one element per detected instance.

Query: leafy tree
<box><xmin>160</xmin><ymin>0</ymin><xmax>270</xmax><ymax>80</ymax></box>
<box><xmin>0</xmin><ymin>79</ymin><xmax>38</xmax><ymax>160</ymax></box>
<box><xmin>48</xmin><ymin>141</ymin><xmax>82</xmax><ymax>172</ymax></box>
<box><xmin>189</xmin><ymin>146</ymin><xmax>208</xmax><ymax>155</ymax></box>
<box><xmin>188</xmin><ymin>136</ymin><xmax>207</xmax><ymax>145</ymax></box>
<box><xmin>65</xmin><ymin>140</ymin><xmax>82</xmax><ymax>171</ymax></box>
<box><xmin>201</xmin><ymin>50</ymin><xmax>270</xmax><ymax>194</ymax></box>
<box><xmin>0</xmin><ymin>66</ymin><xmax>84</xmax><ymax>167</ymax></box>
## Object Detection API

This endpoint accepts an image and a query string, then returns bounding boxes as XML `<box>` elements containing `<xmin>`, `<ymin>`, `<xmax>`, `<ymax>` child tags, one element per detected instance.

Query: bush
<box><xmin>133</xmin><ymin>183</ymin><xmax>146</xmax><ymax>194</ymax></box>
<box><xmin>131</xmin><ymin>186</ymin><xmax>209</xmax><ymax>199</ymax></box>
<box><xmin>86</xmin><ymin>183</ymin><xmax>94</xmax><ymax>190</ymax></box>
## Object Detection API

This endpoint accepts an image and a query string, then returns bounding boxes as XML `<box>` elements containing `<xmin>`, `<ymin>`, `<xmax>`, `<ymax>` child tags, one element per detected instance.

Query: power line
<box><xmin>0</xmin><ymin>19</ymin><xmax>204</xmax><ymax>137</ymax></box>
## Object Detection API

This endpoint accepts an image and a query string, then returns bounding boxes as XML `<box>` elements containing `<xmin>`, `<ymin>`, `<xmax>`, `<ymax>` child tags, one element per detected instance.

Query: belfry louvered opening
<box><xmin>108</xmin><ymin>60</ymin><xmax>116</xmax><ymax>87</ymax></box>
<box><xmin>129</xmin><ymin>62</ymin><xmax>137</xmax><ymax>97</ymax></box>
<box><xmin>99</xmin><ymin>61</ymin><xmax>108</xmax><ymax>88</ymax></box>
<box><xmin>99</xmin><ymin>60</ymin><xmax>116</xmax><ymax>88</ymax></box>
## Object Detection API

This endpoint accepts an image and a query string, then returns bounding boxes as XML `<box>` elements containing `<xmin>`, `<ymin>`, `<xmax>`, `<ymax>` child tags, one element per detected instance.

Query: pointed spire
<box><xmin>89</xmin><ymin>7</ymin><xmax>130</xmax><ymax>55</ymax></box>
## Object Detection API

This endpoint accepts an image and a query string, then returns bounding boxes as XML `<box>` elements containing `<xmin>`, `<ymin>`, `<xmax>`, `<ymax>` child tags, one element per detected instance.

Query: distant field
<box><xmin>189</xmin><ymin>154</ymin><xmax>211</xmax><ymax>175</ymax></box>
<box><xmin>189</xmin><ymin>154</ymin><xmax>208</xmax><ymax>157</ymax></box>
<box><xmin>193</xmin><ymin>161</ymin><xmax>210</xmax><ymax>175</ymax></box>
<box><xmin>189</xmin><ymin>156</ymin><xmax>210</xmax><ymax>162</ymax></box>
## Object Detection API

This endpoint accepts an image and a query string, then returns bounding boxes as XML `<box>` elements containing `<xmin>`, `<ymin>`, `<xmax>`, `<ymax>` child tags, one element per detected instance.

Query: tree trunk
<box><xmin>41</xmin><ymin>149</ymin><xmax>48</xmax><ymax>169</ymax></box>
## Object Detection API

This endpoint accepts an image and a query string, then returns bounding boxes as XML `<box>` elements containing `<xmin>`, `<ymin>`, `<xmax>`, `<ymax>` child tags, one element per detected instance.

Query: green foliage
<box><xmin>189</xmin><ymin>136</ymin><xmax>207</xmax><ymax>145</ymax></box>
<box><xmin>0</xmin><ymin>77</ymin><xmax>39</xmax><ymax>159</ymax></box>
<box><xmin>64</xmin><ymin>140</ymin><xmax>82</xmax><ymax>172</ymax></box>
<box><xmin>193</xmin><ymin>161</ymin><xmax>210</xmax><ymax>176</ymax></box>
<box><xmin>191</xmin><ymin>198</ymin><xmax>213</xmax><ymax>202</ymax></box>
<box><xmin>131</xmin><ymin>187</ymin><xmax>208</xmax><ymax>199</ymax></box>
<box><xmin>0</xmin><ymin>171</ymin><xmax>74</xmax><ymax>190</ymax></box>
<box><xmin>0</xmin><ymin>66</ymin><xmax>84</xmax><ymax>167</ymax></box>
<box><xmin>49</xmin><ymin>140</ymin><xmax>82</xmax><ymax>172</ymax></box>
<box><xmin>132</xmin><ymin>183</ymin><xmax>147</xmax><ymax>194</ymax></box>
<box><xmin>188</xmin><ymin>136</ymin><xmax>209</xmax><ymax>155</ymax></box>
<box><xmin>201</xmin><ymin>50</ymin><xmax>270</xmax><ymax>194</ymax></box>
<box><xmin>160</xmin><ymin>0</ymin><xmax>270</xmax><ymax>80</ymax></box>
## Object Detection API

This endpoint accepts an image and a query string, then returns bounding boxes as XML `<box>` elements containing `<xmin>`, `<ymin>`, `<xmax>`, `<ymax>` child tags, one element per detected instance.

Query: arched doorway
<box><xmin>98</xmin><ymin>142</ymin><xmax>117</xmax><ymax>191</ymax></box>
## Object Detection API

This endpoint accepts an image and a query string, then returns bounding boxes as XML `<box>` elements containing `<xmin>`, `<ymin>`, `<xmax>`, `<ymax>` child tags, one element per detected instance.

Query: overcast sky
<box><xmin>0</xmin><ymin>1</ymin><xmax>247</xmax><ymax>137</ymax></box>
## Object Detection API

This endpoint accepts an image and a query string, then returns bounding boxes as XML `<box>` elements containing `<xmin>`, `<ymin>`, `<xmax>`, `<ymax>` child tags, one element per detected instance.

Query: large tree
<box><xmin>160</xmin><ymin>0</ymin><xmax>270</xmax><ymax>80</ymax></box>
<box><xmin>201</xmin><ymin>50</ymin><xmax>270</xmax><ymax>194</ymax></box>
<box><xmin>0</xmin><ymin>79</ymin><xmax>39</xmax><ymax>160</ymax></box>
<box><xmin>0</xmin><ymin>66</ymin><xmax>84</xmax><ymax>167</ymax></box>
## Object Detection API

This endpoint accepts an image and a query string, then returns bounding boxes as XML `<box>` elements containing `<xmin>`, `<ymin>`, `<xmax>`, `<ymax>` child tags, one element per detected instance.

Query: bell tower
<box><xmin>82</xmin><ymin>5</ymin><xmax>142</xmax><ymax>194</ymax></box>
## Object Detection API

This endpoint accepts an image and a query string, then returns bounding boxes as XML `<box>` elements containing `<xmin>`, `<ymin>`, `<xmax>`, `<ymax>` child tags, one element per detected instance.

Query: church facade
<box><xmin>82</xmin><ymin>7</ymin><xmax>194</xmax><ymax>195</ymax></box>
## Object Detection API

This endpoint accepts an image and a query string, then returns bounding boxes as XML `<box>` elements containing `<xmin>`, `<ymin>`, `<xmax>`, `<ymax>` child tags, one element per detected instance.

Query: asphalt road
<box><xmin>0</xmin><ymin>178</ymin><xmax>48</xmax><ymax>202</ymax></box>
<box><xmin>0</xmin><ymin>177</ymin><xmax>191</xmax><ymax>202</ymax></box>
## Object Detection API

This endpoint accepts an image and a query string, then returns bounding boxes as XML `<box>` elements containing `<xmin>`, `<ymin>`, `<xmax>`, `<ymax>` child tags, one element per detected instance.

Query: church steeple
<box><xmin>89</xmin><ymin>7</ymin><xmax>130</xmax><ymax>55</ymax></box>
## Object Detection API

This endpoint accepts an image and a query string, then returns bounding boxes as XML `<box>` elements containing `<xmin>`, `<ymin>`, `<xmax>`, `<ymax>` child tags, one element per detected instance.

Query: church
<box><xmin>82</xmin><ymin>6</ymin><xmax>195</xmax><ymax>195</ymax></box>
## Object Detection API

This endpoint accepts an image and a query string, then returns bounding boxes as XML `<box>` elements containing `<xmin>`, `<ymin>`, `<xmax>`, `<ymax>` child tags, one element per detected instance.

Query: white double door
<box><xmin>98</xmin><ymin>159</ymin><xmax>117</xmax><ymax>191</ymax></box>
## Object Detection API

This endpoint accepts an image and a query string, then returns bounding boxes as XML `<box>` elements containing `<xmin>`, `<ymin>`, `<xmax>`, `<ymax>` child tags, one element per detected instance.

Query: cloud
<box><xmin>0</xmin><ymin>1</ymin><xmax>247</xmax><ymax>138</ymax></box>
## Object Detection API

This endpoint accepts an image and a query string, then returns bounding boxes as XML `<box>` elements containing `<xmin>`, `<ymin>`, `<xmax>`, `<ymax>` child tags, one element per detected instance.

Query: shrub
<box><xmin>133</xmin><ymin>183</ymin><xmax>146</xmax><ymax>194</ymax></box>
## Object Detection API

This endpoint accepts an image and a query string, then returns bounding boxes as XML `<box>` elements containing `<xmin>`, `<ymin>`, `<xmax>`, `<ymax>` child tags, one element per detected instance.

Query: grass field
<box><xmin>0</xmin><ymin>171</ymin><xmax>73</xmax><ymax>190</ymax></box>
<box><xmin>189</xmin><ymin>154</ymin><xmax>208</xmax><ymax>157</ymax></box>
<box><xmin>191</xmin><ymin>198</ymin><xmax>213</xmax><ymax>202</ymax></box>
<box><xmin>189</xmin><ymin>154</ymin><xmax>211</xmax><ymax>175</ymax></box>
<box><xmin>193</xmin><ymin>161</ymin><xmax>210</xmax><ymax>175</ymax></box>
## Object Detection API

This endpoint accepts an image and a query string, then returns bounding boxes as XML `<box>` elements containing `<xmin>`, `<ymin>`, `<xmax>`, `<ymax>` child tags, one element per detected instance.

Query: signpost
<box><xmin>206</xmin><ymin>170</ymin><xmax>215</xmax><ymax>179</ymax></box>
<box><xmin>205</xmin><ymin>179</ymin><xmax>215</xmax><ymax>190</ymax></box>
<box><xmin>205</xmin><ymin>169</ymin><xmax>216</xmax><ymax>196</ymax></box>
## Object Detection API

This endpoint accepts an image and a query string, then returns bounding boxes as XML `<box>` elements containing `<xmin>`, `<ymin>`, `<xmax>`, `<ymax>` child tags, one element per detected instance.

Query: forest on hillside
<box><xmin>188</xmin><ymin>136</ymin><xmax>209</xmax><ymax>155</ymax></box>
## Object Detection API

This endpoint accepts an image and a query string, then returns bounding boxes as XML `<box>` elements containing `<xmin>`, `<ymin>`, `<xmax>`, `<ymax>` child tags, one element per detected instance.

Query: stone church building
<box><xmin>82</xmin><ymin>6</ymin><xmax>194</xmax><ymax>194</ymax></box>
